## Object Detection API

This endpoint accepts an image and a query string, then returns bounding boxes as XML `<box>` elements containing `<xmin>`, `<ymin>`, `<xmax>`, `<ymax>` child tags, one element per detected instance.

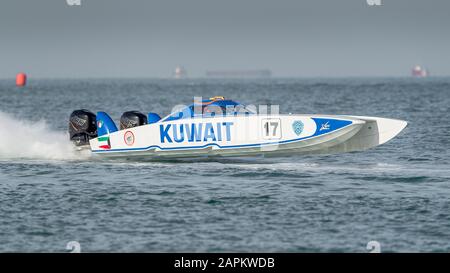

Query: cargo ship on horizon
<box><xmin>206</xmin><ymin>69</ymin><xmax>272</xmax><ymax>79</ymax></box>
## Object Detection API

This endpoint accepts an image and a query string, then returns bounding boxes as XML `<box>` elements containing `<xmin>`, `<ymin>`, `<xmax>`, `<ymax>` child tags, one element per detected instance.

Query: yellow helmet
<box><xmin>209</xmin><ymin>96</ymin><xmax>225</xmax><ymax>101</ymax></box>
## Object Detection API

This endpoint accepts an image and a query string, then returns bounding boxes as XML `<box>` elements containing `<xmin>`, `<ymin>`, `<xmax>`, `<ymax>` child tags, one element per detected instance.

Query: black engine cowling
<box><xmin>69</xmin><ymin>109</ymin><xmax>97</xmax><ymax>146</ymax></box>
<box><xmin>120</xmin><ymin>111</ymin><xmax>148</xmax><ymax>130</ymax></box>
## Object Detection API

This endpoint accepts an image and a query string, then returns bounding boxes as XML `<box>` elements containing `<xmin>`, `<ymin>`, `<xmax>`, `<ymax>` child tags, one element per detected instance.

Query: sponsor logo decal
<box><xmin>292</xmin><ymin>120</ymin><xmax>304</xmax><ymax>136</ymax></box>
<box><xmin>70</xmin><ymin>116</ymin><xmax>87</xmax><ymax>127</ymax></box>
<box><xmin>124</xmin><ymin>131</ymin><xmax>135</xmax><ymax>146</ymax></box>
<box><xmin>320</xmin><ymin>121</ymin><xmax>330</xmax><ymax>131</ymax></box>
<box><xmin>97</xmin><ymin>120</ymin><xmax>103</xmax><ymax>128</ymax></box>
<box><xmin>312</xmin><ymin>118</ymin><xmax>353</xmax><ymax>136</ymax></box>
<box><xmin>159</xmin><ymin>122</ymin><xmax>234</xmax><ymax>143</ymax></box>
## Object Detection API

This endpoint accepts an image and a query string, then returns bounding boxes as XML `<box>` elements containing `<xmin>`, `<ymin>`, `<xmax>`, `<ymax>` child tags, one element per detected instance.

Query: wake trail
<box><xmin>0</xmin><ymin>111</ymin><xmax>89</xmax><ymax>160</ymax></box>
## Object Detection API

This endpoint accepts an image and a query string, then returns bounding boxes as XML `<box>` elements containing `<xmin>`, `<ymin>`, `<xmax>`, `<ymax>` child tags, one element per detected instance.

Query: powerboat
<box><xmin>69</xmin><ymin>97</ymin><xmax>407</xmax><ymax>158</ymax></box>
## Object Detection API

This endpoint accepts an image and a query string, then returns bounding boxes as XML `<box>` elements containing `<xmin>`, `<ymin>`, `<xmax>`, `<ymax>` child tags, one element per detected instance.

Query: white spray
<box><xmin>0</xmin><ymin>111</ymin><xmax>89</xmax><ymax>160</ymax></box>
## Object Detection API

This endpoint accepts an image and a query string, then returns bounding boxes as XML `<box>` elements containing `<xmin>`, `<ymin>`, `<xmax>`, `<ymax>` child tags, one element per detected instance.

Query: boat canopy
<box><xmin>162</xmin><ymin>97</ymin><xmax>256</xmax><ymax>122</ymax></box>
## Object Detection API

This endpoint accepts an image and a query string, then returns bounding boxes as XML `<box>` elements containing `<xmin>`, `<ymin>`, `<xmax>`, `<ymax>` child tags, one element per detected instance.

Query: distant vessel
<box><xmin>174</xmin><ymin>66</ymin><xmax>187</xmax><ymax>79</ymax></box>
<box><xmin>412</xmin><ymin>65</ymin><xmax>429</xmax><ymax>78</ymax></box>
<box><xmin>206</xmin><ymin>69</ymin><xmax>272</xmax><ymax>79</ymax></box>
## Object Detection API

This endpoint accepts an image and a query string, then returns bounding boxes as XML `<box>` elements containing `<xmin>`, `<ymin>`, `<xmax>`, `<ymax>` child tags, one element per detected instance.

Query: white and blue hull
<box><xmin>89</xmin><ymin>114</ymin><xmax>407</xmax><ymax>158</ymax></box>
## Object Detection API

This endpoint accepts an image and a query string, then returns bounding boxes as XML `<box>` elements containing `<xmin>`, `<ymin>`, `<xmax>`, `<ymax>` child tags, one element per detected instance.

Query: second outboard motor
<box><xmin>120</xmin><ymin>111</ymin><xmax>148</xmax><ymax>130</ymax></box>
<box><xmin>69</xmin><ymin>109</ymin><xmax>97</xmax><ymax>146</ymax></box>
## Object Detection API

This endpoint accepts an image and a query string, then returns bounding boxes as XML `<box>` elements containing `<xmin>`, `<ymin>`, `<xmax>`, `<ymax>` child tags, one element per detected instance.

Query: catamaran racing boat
<box><xmin>69</xmin><ymin>97</ymin><xmax>407</xmax><ymax>158</ymax></box>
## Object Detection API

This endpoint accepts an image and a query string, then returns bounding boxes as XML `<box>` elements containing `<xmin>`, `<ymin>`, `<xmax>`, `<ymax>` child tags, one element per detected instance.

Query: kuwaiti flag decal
<box><xmin>98</xmin><ymin>136</ymin><xmax>111</xmax><ymax>149</ymax></box>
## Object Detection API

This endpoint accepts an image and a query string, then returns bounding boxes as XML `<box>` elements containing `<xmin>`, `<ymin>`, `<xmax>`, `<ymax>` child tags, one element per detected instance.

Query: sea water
<box><xmin>0</xmin><ymin>78</ymin><xmax>449</xmax><ymax>252</ymax></box>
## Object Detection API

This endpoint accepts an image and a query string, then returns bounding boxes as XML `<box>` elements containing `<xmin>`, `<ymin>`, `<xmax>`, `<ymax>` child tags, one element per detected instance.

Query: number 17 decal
<box><xmin>262</xmin><ymin>118</ymin><xmax>282</xmax><ymax>140</ymax></box>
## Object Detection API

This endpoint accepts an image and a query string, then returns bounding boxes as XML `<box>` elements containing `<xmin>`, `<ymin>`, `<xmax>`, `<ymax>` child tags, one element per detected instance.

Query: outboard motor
<box><xmin>69</xmin><ymin>109</ymin><xmax>97</xmax><ymax>146</ymax></box>
<box><xmin>120</xmin><ymin>111</ymin><xmax>148</xmax><ymax>130</ymax></box>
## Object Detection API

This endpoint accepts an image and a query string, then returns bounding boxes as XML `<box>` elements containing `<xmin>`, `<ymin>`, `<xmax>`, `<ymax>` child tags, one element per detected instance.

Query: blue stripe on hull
<box><xmin>92</xmin><ymin>118</ymin><xmax>355</xmax><ymax>154</ymax></box>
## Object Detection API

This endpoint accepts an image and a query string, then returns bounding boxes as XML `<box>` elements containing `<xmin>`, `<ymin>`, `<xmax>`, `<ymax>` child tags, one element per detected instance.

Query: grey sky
<box><xmin>0</xmin><ymin>0</ymin><xmax>449</xmax><ymax>78</ymax></box>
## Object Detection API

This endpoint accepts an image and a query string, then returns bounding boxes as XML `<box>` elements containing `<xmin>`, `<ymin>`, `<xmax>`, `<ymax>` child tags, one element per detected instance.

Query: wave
<box><xmin>0</xmin><ymin>111</ymin><xmax>89</xmax><ymax>160</ymax></box>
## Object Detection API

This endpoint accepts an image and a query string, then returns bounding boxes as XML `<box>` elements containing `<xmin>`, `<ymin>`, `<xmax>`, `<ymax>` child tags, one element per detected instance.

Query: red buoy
<box><xmin>16</xmin><ymin>73</ymin><xmax>27</xmax><ymax>87</ymax></box>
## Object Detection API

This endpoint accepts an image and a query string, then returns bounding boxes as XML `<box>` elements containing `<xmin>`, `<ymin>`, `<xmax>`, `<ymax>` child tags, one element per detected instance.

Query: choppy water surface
<box><xmin>0</xmin><ymin>78</ymin><xmax>449</xmax><ymax>252</ymax></box>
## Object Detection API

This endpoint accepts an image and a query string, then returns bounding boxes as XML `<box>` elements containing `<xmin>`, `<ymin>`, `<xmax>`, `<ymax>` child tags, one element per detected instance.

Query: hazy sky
<box><xmin>0</xmin><ymin>0</ymin><xmax>449</xmax><ymax>78</ymax></box>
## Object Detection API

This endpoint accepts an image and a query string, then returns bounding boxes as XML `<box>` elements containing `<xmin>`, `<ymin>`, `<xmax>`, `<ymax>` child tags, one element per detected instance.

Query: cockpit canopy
<box><xmin>162</xmin><ymin>97</ymin><xmax>256</xmax><ymax>122</ymax></box>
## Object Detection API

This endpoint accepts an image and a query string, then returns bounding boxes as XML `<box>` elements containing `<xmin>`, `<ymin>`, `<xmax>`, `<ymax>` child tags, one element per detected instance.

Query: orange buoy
<box><xmin>16</xmin><ymin>73</ymin><xmax>27</xmax><ymax>87</ymax></box>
